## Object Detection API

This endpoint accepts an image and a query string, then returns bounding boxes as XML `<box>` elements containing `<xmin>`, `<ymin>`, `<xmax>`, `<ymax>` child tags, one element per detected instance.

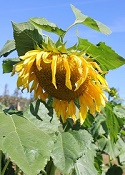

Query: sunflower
<box><xmin>12</xmin><ymin>46</ymin><xmax>109</xmax><ymax>125</ymax></box>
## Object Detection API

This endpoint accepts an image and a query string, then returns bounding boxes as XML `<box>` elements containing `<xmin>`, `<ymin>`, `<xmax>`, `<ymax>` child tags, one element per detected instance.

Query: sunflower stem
<box><xmin>63</xmin><ymin>23</ymin><xmax>76</xmax><ymax>38</ymax></box>
<box><xmin>1</xmin><ymin>158</ymin><xmax>10</xmax><ymax>175</ymax></box>
<box><xmin>0</xmin><ymin>150</ymin><xmax>2</xmax><ymax>175</ymax></box>
<box><xmin>45</xmin><ymin>158</ymin><xmax>56</xmax><ymax>175</ymax></box>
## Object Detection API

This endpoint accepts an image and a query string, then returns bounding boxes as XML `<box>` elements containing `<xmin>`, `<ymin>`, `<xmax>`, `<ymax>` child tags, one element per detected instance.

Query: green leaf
<box><xmin>105</xmin><ymin>102</ymin><xmax>123</xmax><ymax>141</ymax></box>
<box><xmin>98</xmin><ymin>136</ymin><xmax>125</xmax><ymax>160</ymax></box>
<box><xmin>98</xmin><ymin>138</ymin><xmax>116</xmax><ymax>159</ymax></box>
<box><xmin>94</xmin><ymin>154</ymin><xmax>103</xmax><ymax>175</ymax></box>
<box><xmin>12</xmin><ymin>21</ymin><xmax>43</xmax><ymax>56</ymax></box>
<box><xmin>0</xmin><ymin>110</ymin><xmax>54</xmax><ymax>175</ymax></box>
<box><xmin>78</xmin><ymin>38</ymin><xmax>125</xmax><ymax>71</ymax></box>
<box><xmin>24</xmin><ymin>100</ymin><xmax>60</xmax><ymax>135</ymax></box>
<box><xmin>0</xmin><ymin>40</ymin><xmax>16</xmax><ymax>57</ymax></box>
<box><xmin>30</xmin><ymin>18</ymin><xmax>66</xmax><ymax>36</ymax></box>
<box><xmin>71</xmin><ymin>5</ymin><xmax>111</xmax><ymax>35</ymax></box>
<box><xmin>91</xmin><ymin>114</ymin><xmax>107</xmax><ymax>139</ymax></box>
<box><xmin>113</xmin><ymin>104</ymin><xmax>125</xmax><ymax>119</ymax></box>
<box><xmin>73</xmin><ymin>150</ymin><xmax>97</xmax><ymax>175</ymax></box>
<box><xmin>2</xmin><ymin>58</ymin><xmax>20</xmax><ymax>73</ymax></box>
<box><xmin>117</xmin><ymin>137</ymin><xmax>125</xmax><ymax>164</ymax></box>
<box><xmin>52</xmin><ymin>132</ymin><xmax>80</xmax><ymax>174</ymax></box>
<box><xmin>52</xmin><ymin>130</ymin><xmax>94</xmax><ymax>174</ymax></box>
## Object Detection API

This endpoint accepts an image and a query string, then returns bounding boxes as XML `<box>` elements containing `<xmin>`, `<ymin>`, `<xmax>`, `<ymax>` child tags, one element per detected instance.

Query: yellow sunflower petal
<box><xmin>79</xmin><ymin>95</ymin><xmax>88</xmax><ymax>124</ymax></box>
<box><xmin>36</xmin><ymin>51</ymin><xmax>43</xmax><ymax>70</ymax></box>
<box><xmin>12</xmin><ymin>48</ymin><xmax>109</xmax><ymax>125</ymax></box>
<box><xmin>83</xmin><ymin>92</ymin><xmax>96</xmax><ymax>115</ymax></box>
<box><xmin>30</xmin><ymin>80</ymin><xmax>38</xmax><ymax>92</ymax></box>
<box><xmin>97</xmin><ymin>74</ymin><xmax>109</xmax><ymax>90</ymax></box>
<box><xmin>67</xmin><ymin>101</ymin><xmax>77</xmax><ymax>123</ymax></box>
<box><xmin>42</xmin><ymin>52</ymin><xmax>52</xmax><ymax>63</ymax></box>
<box><xmin>15</xmin><ymin>61</ymin><xmax>23</xmax><ymax>72</ymax></box>
<box><xmin>60</xmin><ymin>101</ymin><xmax>68</xmax><ymax>122</ymax></box>
<box><xmin>63</xmin><ymin>55</ymin><xmax>72</xmax><ymax>90</ymax></box>
<box><xmin>79</xmin><ymin>105</ymin><xmax>88</xmax><ymax>125</ymax></box>
<box><xmin>51</xmin><ymin>55</ymin><xmax>57</xmax><ymax>89</ymax></box>
<box><xmin>75</xmin><ymin>66</ymin><xmax>89</xmax><ymax>91</ymax></box>
<box><xmin>90</xmin><ymin>62</ymin><xmax>103</xmax><ymax>73</ymax></box>
<box><xmin>17</xmin><ymin>77</ymin><xmax>23</xmax><ymax>87</ymax></box>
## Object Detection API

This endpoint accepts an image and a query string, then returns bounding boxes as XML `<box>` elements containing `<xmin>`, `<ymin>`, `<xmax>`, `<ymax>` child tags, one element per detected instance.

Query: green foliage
<box><xmin>0</xmin><ymin>95</ymin><xmax>125</xmax><ymax>175</ymax></box>
<box><xmin>0</xmin><ymin>109</ymin><xmax>54</xmax><ymax>175</ymax></box>
<box><xmin>78</xmin><ymin>38</ymin><xmax>125</xmax><ymax>71</ymax></box>
<box><xmin>12</xmin><ymin>21</ymin><xmax>43</xmax><ymax>56</ymax></box>
<box><xmin>24</xmin><ymin>100</ymin><xmax>60</xmax><ymax>135</ymax></box>
<box><xmin>0</xmin><ymin>5</ymin><xmax>124</xmax><ymax>73</ymax></box>
<box><xmin>0</xmin><ymin>40</ymin><xmax>16</xmax><ymax>58</ymax></box>
<box><xmin>52</xmin><ymin>130</ymin><xmax>97</xmax><ymax>175</ymax></box>
<box><xmin>73</xmin><ymin>151</ymin><xmax>97</xmax><ymax>175</ymax></box>
<box><xmin>0</xmin><ymin>4</ymin><xmax>125</xmax><ymax>175</ymax></box>
<box><xmin>30</xmin><ymin>18</ymin><xmax>66</xmax><ymax>37</ymax></box>
<box><xmin>105</xmin><ymin>102</ymin><xmax>124</xmax><ymax>141</ymax></box>
<box><xmin>0</xmin><ymin>100</ymin><xmax>99</xmax><ymax>175</ymax></box>
<box><xmin>70</xmin><ymin>5</ymin><xmax>111</xmax><ymax>35</ymax></box>
<box><xmin>2</xmin><ymin>58</ymin><xmax>20</xmax><ymax>73</ymax></box>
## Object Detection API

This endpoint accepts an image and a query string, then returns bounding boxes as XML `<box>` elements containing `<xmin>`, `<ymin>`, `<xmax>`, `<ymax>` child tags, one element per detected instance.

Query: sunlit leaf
<box><xmin>113</xmin><ymin>104</ymin><xmax>125</xmax><ymax>119</ymax></box>
<box><xmin>105</xmin><ymin>102</ymin><xmax>123</xmax><ymax>141</ymax></box>
<box><xmin>98</xmin><ymin>136</ymin><xmax>125</xmax><ymax>162</ymax></box>
<box><xmin>24</xmin><ymin>100</ymin><xmax>60</xmax><ymax>135</ymax></box>
<box><xmin>12</xmin><ymin>21</ymin><xmax>43</xmax><ymax>56</ymax></box>
<box><xmin>0</xmin><ymin>110</ymin><xmax>54</xmax><ymax>175</ymax></box>
<box><xmin>71</xmin><ymin>5</ymin><xmax>111</xmax><ymax>35</ymax></box>
<box><xmin>94</xmin><ymin>154</ymin><xmax>103</xmax><ymax>175</ymax></box>
<box><xmin>73</xmin><ymin>149</ymin><xmax>97</xmax><ymax>175</ymax></box>
<box><xmin>91</xmin><ymin>114</ymin><xmax>107</xmax><ymax>139</ymax></box>
<box><xmin>52</xmin><ymin>130</ymin><xmax>95</xmax><ymax>174</ymax></box>
<box><xmin>2</xmin><ymin>58</ymin><xmax>20</xmax><ymax>73</ymax></box>
<box><xmin>118</xmin><ymin>137</ymin><xmax>125</xmax><ymax>164</ymax></box>
<box><xmin>30</xmin><ymin>17</ymin><xmax>66</xmax><ymax>36</ymax></box>
<box><xmin>78</xmin><ymin>38</ymin><xmax>125</xmax><ymax>71</ymax></box>
<box><xmin>0</xmin><ymin>40</ymin><xmax>16</xmax><ymax>58</ymax></box>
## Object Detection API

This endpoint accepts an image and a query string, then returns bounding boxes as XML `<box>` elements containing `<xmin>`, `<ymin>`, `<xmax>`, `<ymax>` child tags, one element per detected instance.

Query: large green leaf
<box><xmin>30</xmin><ymin>18</ymin><xmax>66</xmax><ymax>36</ymax></box>
<box><xmin>2</xmin><ymin>58</ymin><xmax>20</xmax><ymax>73</ymax></box>
<box><xmin>12</xmin><ymin>21</ymin><xmax>43</xmax><ymax>56</ymax></box>
<box><xmin>0</xmin><ymin>40</ymin><xmax>16</xmax><ymax>58</ymax></box>
<box><xmin>73</xmin><ymin>149</ymin><xmax>97</xmax><ymax>175</ymax></box>
<box><xmin>91</xmin><ymin>114</ymin><xmax>107</xmax><ymax>139</ymax></box>
<box><xmin>78</xmin><ymin>38</ymin><xmax>125</xmax><ymax>71</ymax></box>
<box><xmin>94</xmin><ymin>154</ymin><xmax>103</xmax><ymax>175</ymax></box>
<box><xmin>98</xmin><ymin>136</ymin><xmax>125</xmax><ymax>160</ymax></box>
<box><xmin>70</xmin><ymin>5</ymin><xmax>111</xmax><ymax>35</ymax></box>
<box><xmin>113</xmin><ymin>104</ymin><xmax>125</xmax><ymax>119</ymax></box>
<box><xmin>105</xmin><ymin>102</ymin><xmax>123</xmax><ymax>141</ymax></box>
<box><xmin>0</xmin><ymin>110</ymin><xmax>54</xmax><ymax>175</ymax></box>
<box><xmin>51</xmin><ymin>132</ymin><xmax>80</xmax><ymax>174</ymax></box>
<box><xmin>52</xmin><ymin>130</ymin><xmax>95</xmax><ymax>174</ymax></box>
<box><xmin>24</xmin><ymin>100</ymin><xmax>60</xmax><ymax>135</ymax></box>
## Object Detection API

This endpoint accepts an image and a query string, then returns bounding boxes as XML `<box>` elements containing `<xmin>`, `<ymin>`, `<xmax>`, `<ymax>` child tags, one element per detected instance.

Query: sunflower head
<box><xmin>12</xmin><ymin>41</ymin><xmax>109</xmax><ymax>125</ymax></box>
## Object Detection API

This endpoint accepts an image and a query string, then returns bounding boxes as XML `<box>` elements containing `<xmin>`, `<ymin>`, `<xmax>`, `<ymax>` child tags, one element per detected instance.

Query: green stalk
<box><xmin>1</xmin><ymin>158</ymin><xmax>10</xmax><ymax>175</ymax></box>
<box><xmin>0</xmin><ymin>150</ymin><xmax>2</xmax><ymax>175</ymax></box>
<box><xmin>45</xmin><ymin>158</ymin><xmax>57</xmax><ymax>175</ymax></box>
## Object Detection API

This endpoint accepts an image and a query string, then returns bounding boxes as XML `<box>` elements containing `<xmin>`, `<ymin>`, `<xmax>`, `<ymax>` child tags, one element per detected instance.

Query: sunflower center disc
<box><xmin>34</xmin><ymin>61</ymin><xmax>88</xmax><ymax>101</ymax></box>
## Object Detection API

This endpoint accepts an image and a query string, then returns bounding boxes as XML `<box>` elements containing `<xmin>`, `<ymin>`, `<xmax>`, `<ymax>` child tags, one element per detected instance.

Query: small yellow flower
<box><xmin>12</xmin><ymin>48</ymin><xmax>109</xmax><ymax>124</ymax></box>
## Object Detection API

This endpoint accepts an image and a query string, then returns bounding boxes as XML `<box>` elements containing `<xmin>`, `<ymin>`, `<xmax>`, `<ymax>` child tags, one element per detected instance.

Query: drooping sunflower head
<box><xmin>12</xmin><ymin>42</ymin><xmax>109</xmax><ymax>125</ymax></box>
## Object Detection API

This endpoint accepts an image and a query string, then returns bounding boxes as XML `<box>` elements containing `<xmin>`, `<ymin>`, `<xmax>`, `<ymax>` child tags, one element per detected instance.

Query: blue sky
<box><xmin>0</xmin><ymin>0</ymin><xmax>125</xmax><ymax>100</ymax></box>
